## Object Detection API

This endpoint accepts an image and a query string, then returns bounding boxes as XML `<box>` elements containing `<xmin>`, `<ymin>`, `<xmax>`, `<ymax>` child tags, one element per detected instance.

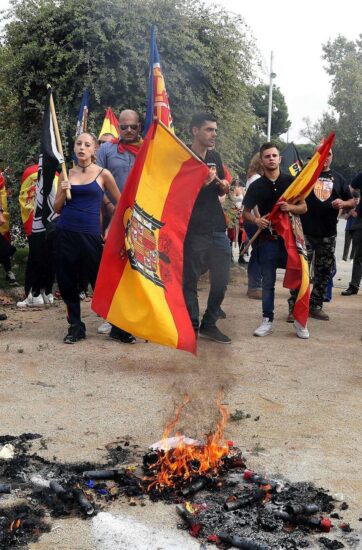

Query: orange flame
<box><xmin>146</xmin><ymin>392</ymin><xmax>230</xmax><ymax>491</ymax></box>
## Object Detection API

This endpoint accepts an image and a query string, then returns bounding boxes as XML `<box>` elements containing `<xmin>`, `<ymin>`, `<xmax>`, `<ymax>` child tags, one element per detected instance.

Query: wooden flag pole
<box><xmin>47</xmin><ymin>84</ymin><xmax>71</xmax><ymax>200</ymax></box>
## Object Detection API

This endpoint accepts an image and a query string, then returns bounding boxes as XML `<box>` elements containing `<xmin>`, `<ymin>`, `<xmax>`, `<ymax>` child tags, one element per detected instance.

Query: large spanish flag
<box><xmin>92</xmin><ymin>121</ymin><xmax>209</xmax><ymax>354</ymax></box>
<box><xmin>270</xmin><ymin>133</ymin><xmax>335</xmax><ymax>327</ymax></box>
<box><xmin>98</xmin><ymin>107</ymin><xmax>120</xmax><ymax>139</ymax></box>
<box><xmin>19</xmin><ymin>164</ymin><xmax>38</xmax><ymax>237</ymax></box>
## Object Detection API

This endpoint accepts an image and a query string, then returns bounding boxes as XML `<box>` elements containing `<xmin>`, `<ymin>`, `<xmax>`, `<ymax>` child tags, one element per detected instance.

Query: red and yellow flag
<box><xmin>0</xmin><ymin>172</ymin><xmax>10</xmax><ymax>241</ymax></box>
<box><xmin>144</xmin><ymin>26</ymin><xmax>174</xmax><ymax>135</ymax></box>
<box><xmin>98</xmin><ymin>107</ymin><xmax>120</xmax><ymax>139</ymax></box>
<box><xmin>92</xmin><ymin>121</ymin><xmax>208</xmax><ymax>354</ymax></box>
<box><xmin>269</xmin><ymin>132</ymin><xmax>335</xmax><ymax>327</ymax></box>
<box><xmin>18</xmin><ymin>164</ymin><xmax>38</xmax><ymax>237</ymax></box>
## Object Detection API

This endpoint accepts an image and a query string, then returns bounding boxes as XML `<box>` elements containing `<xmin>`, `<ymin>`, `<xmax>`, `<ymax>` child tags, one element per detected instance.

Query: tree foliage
<box><xmin>251</xmin><ymin>84</ymin><xmax>291</xmax><ymax>139</ymax></box>
<box><xmin>0</xmin><ymin>0</ymin><xmax>260</xmax><ymax>178</ymax></box>
<box><xmin>302</xmin><ymin>34</ymin><xmax>362</xmax><ymax>179</ymax></box>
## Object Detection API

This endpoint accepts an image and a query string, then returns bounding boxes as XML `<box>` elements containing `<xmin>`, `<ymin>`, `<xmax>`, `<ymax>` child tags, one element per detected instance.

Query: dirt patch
<box><xmin>0</xmin><ymin>265</ymin><xmax>361</xmax><ymax>548</ymax></box>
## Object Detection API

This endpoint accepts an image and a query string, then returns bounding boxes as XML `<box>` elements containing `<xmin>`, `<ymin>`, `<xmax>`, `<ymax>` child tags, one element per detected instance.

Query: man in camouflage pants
<box><xmin>290</xmin><ymin>150</ymin><xmax>354</xmax><ymax>321</ymax></box>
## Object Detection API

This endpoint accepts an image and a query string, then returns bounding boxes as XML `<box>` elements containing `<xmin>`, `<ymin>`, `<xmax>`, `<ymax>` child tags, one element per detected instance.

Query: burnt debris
<box><xmin>0</xmin><ymin>434</ymin><xmax>359</xmax><ymax>549</ymax></box>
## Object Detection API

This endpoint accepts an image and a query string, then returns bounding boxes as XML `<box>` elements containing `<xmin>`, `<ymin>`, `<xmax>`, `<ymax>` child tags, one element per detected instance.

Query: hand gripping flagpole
<box><xmin>47</xmin><ymin>84</ymin><xmax>71</xmax><ymax>200</ymax></box>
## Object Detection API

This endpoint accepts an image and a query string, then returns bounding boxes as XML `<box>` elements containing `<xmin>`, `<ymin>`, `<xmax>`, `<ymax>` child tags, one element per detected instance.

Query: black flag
<box><xmin>32</xmin><ymin>88</ymin><xmax>63</xmax><ymax>234</ymax></box>
<box><xmin>280</xmin><ymin>143</ymin><xmax>303</xmax><ymax>177</ymax></box>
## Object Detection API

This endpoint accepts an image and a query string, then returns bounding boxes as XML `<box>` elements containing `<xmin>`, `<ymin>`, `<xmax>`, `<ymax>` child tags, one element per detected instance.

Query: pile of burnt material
<box><xmin>142</xmin><ymin>440</ymin><xmax>356</xmax><ymax>549</ymax></box>
<box><xmin>0</xmin><ymin>434</ymin><xmax>359</xmax><ymax>550</ymax></box>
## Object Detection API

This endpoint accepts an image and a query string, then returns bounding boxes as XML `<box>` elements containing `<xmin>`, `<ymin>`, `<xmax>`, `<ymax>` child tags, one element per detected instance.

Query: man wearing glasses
<box><xmin>97</xmin><ymin>109</ymin><xmax>142</xmax><ymax>194</ymax></box>
<box><xmin>96</xmin><ymin>109</ymin><xmax>142</xmax><ymax>344</ymax></box>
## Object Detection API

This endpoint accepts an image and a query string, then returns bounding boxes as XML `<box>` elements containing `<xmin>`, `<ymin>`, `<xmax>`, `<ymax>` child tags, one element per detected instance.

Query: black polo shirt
<box><xmin>243</xmin><ymin>172</ymin><xmax>294</xmax><ymax>217</ymax></box>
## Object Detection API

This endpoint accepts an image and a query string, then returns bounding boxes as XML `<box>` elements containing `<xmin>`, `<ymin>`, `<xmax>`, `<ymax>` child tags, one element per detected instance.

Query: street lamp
<box><xmin>267</xmin><ymin>51</ymin><xmax>276</xmax><ymax>141</ymax></box>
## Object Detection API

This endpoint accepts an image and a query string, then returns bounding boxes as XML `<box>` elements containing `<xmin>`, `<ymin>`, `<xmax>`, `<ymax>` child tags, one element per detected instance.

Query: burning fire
<box><xmin>146</xmin><ymin>392</ymin><xmax>230</xmax><ymax>491</ymax></box>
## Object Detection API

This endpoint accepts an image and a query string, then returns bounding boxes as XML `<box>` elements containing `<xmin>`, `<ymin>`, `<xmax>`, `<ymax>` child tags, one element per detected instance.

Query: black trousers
<box><xmin>25</xmin><ymin>233</ymin><xmax>56</xmax><ymax>296</ymax></box>
<box><xmin>56</xmin><ymin>229</ymin><xmax>103</xmax><ymax>327</ymax></box>
<box><xmin>183</xmin><ymin>231</ymin><xmax>230</xmax><ymax>330</ymax></box>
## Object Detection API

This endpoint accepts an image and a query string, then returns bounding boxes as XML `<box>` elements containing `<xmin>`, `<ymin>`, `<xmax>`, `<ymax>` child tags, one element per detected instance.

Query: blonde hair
<box><xmin>247</xmin><ymin>153</ymin><xmax>264</xmax><ymax>180</ymax></box>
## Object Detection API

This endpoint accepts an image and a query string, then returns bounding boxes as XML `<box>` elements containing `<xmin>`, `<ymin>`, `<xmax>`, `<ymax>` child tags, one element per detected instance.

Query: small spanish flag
<box><xmin>92</xmin><ymin>120</ymin><xmax>209</xmax><ymax>354</ymax></box>
<box><xmin>98</xmin><ymin>107</ymin><xmax>120</xmax><ymax>139</ymax></box>
<box><xmin>18</xmin><ymin>165</ymin><xmax>38</xmax><ymax>237</ymax></box>
<box><xmin>270</xmin><ymin>132</ymin><xmax>335</xmax><ymax>327</ymax></box>
<box><xmin>144</xmin><ymin>26</ymin><xmax>174</xmax><ymax>135</ymax></box>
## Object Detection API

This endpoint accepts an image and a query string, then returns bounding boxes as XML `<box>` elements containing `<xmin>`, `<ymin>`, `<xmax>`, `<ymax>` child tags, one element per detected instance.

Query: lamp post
<box><xmin>267</xmin><ymin>51</ymin><xmax>276</xmax><ymax>141</ymax></box>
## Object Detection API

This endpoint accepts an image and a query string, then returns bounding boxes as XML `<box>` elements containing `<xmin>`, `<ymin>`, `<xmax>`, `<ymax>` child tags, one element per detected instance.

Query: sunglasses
<box><xmin>120</xmin><ymin>124</ymin><xmax>139</xmax><ymax>131</ymax></box>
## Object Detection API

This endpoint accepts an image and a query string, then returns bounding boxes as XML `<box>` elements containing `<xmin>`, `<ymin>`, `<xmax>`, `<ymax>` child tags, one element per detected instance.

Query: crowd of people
<box><xmin>1</xmin><ymin>110</ymin><xmax>361</xmax><ymax>343</ymax></box>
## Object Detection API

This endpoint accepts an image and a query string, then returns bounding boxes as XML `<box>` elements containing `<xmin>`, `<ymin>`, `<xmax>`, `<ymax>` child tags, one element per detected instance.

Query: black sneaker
<box><xmin>109</xmin><ymin>327</ymin><xmax>136</xmax><ymax>344</ymax></box>
<box><xmin>64</xmin><ymin>324</ymin><xmax>86</xmax><ymax>344</ymax></box>
<box><xmin>341</xmin><ymin>286</ymin><xmax>358</xmax><ymax>296</ymax></box>
<box><xmin>199</xmin><ymin>324</ymin><xmax>231</xmax><ymax>344</ymax></box>
<box><xmin>216</xmin><ymin>308</ymin><xmax>227</xmax><ymax>319</ymax></box>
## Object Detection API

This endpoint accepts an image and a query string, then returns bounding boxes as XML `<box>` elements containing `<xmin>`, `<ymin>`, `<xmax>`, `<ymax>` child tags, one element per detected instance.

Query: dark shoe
<box><xmin>6</xmin><ymin>271</ymin><xmax>19</xmax><ymax>287</ymax></box>
<box><xmin>216</xmin><ymin>308</ymin><xmax>226</xmax><ymax>319</ymax></box>
<box><xmin>341</xmin><ymin>286</ymin><xmax>358</xmax><ymax>296</ymax></box>
<box><xmin>309</xmin><ymin>306</ymin><xmax>329</xmax><ymax>321</ymax></box>
<box><xmin>109</xmin><ymin>328</ymin><xmax>136</xmax><ymax>344</ymax></box>
<box><xmin>286</xmin><ymin>311</ymin><xmax>294</xmax><ymax>323</ymax></box>
<box><xmin>64</xmin><ymin>324</ymin><xmax>86</xmax><ymax>344</ymax></box>
<box><xmin>199</xmin><ymin>324</ymin><xmax>231</xmax><ymax>344</ymax></box>
<box><xmin>247</xmin><ymin>289</ymin><xmax>262</xmax><ymax>300</ymax></box>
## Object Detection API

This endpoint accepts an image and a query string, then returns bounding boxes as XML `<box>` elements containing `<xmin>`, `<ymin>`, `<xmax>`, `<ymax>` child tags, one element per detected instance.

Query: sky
<box><xmin>205</xmin><ymin>0</ymin><xmax>362</xmax><ymax>142</ymax></box>
<box><xmin>1</xmin><ymin>0</ymin><xmax>361</xmax><ymax>142</ymax></box>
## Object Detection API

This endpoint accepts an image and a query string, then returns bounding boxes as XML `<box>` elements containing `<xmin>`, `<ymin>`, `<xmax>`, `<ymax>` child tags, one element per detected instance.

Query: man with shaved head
<box><xmin>97</xmin><ymin>109</ymin><xmax>142</xmax><ymax>193</ymax></box>
<box><xmin>96</xmin><ymin>109</ymin><xmax>143</xmax><ymax>344</ymax></box>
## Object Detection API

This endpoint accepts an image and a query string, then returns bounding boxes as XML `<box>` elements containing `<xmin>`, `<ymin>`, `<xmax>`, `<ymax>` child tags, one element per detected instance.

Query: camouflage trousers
<box><xmin>288</xmin><ymin>234</ymin><xmax>336</xmax><ymax>310</ymax></box>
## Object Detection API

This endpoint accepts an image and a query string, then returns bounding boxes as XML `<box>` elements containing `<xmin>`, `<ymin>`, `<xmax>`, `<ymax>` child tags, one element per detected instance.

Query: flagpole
<box><xmin>47</xmin><ymin>84</ymin><xmax>71</xmax><ymax>200</ymax></box>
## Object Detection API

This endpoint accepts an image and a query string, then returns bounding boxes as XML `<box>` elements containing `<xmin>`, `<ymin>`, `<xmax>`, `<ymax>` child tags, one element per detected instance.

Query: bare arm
<box><xmin>279</xmin><ymin>199</ymin><xmax>307</xmax><ymax>215</ymax></box>
<box><xmin>331</xmin><ymin>197</ymin><xmax>355</xmax><ymax>210</ymax></box>
<box><xmin>102</xmin><ymin>170</ymin><xmax>121</xmax><ymax>205</ymax></box>
<box><xmin>53</xmin><ymin>172</ymin><xmax>68</xmax><ymax>214</ymax></box>
<box><xmin>243</xmin><ymin>207</ymin><xmax>270</xmax><ymax>229</ymax></box>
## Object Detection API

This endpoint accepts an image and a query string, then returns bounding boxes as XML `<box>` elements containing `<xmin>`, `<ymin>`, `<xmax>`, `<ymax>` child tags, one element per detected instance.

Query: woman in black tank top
<box><xmin>54</xmin><ymin>132</ymin><xmax>120</xmax><ymax>344</ymax></box>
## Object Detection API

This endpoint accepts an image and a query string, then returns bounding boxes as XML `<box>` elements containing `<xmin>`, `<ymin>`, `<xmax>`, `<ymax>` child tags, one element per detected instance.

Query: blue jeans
<box><xmin>257</xmin><ymin>237</ymin><xmax>287</xmax><ymax>321</ymax></box>
<box><xmin>244</xmin><ymin>221</ymin><xmax>262</xmax><ymax>290</ymax></box>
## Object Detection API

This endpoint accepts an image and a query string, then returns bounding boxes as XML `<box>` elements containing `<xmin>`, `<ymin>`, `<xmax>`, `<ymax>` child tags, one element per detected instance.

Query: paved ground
<box><xmin>0</xmin><ymin>220</ymin><xmax>361</xmax><ymax>549</ymax></box>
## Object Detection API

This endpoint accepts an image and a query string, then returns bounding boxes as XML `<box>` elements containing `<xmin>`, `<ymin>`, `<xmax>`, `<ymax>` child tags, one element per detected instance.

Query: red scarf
<box><xmin>112</xmin><ymin>138</ymin><xmax>143</xmax><ymax>156</ymax></box>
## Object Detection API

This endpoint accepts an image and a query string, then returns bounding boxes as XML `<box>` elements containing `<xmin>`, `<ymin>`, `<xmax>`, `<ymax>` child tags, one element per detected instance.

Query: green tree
<box><xmin>251</xmin><ymin>83</ymin><xmax>291</xmax><ymax>139</ymax></box>
<box><xmin>0</xmin><ymin>0</ymin><xmax>259</xmax><ymax>178</ymax></box>
<box><xmin>301</xmin><ymin>34</ymin><xmax>362</xmax><ymax>179</ymax></box>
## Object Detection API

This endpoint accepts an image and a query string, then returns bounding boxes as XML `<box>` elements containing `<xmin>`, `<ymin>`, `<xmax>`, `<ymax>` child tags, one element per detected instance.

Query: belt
<box><xmin>258</xmin><ymin>232</ymin><xmax>278</xmax><ymax>241</ymax></box>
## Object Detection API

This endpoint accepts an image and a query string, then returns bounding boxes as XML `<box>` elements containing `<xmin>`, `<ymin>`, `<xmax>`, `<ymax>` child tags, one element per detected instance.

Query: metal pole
<box><xmin>267</xmin><ymin>51</ymin><xmax>274</xmax><ymax>141</ymax></box>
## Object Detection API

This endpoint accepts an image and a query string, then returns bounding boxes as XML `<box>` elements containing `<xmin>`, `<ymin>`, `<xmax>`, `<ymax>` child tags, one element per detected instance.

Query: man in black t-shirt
<box><xmin>183</xmin><ymin>112</ymin><xmax>231</xmax><ymax>343</ymax></box>
<box><xmin>243</xmin><ymin>142</ymin><xmax>308</xmax><ymax>338</ymax></box>
<box><xmin>343</xmin><ymin>171</ymin><xmax>362</xmax><ymax>298</ymax></box>
<box><xmin>299</xmin><ymin>150</ymin><xmax>354</xmax><ymax>320</ymax></box>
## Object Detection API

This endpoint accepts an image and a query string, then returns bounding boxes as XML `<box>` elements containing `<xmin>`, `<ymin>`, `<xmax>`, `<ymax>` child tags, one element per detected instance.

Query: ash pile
<box><xmin>1</xmin><ymin>434</ymin><xmax>360</xmax><ymax>550</ymax></box>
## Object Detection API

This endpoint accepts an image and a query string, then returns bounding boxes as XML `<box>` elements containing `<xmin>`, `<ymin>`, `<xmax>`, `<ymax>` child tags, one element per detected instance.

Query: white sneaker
<box><xmin>42</xmin><ymin>292</ymin><xmax>54</xmax><ymax>305</ymax></box>
<box><xmin>254</xmin><ymin>317</ymin><xmax>273</xmax><ymax>337</ymax></box>
<box><xmin>294</xmin><ymin>320</ymin><xmax>309</xmax><ymax>339</ymax></box>
<box><xmin>98</xmin><ymin>321</ymin><xmax>112</xmax><ymax>334</ymax></box>
<box><xmin>29</xmin><ymin>294</ymin><xmax>44</xmax><ymax>307</ymax></box>
<box><xmin>17</xmin><ymin>293</ymin><xmax>33</xmax><ymax>308</ymax></box>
